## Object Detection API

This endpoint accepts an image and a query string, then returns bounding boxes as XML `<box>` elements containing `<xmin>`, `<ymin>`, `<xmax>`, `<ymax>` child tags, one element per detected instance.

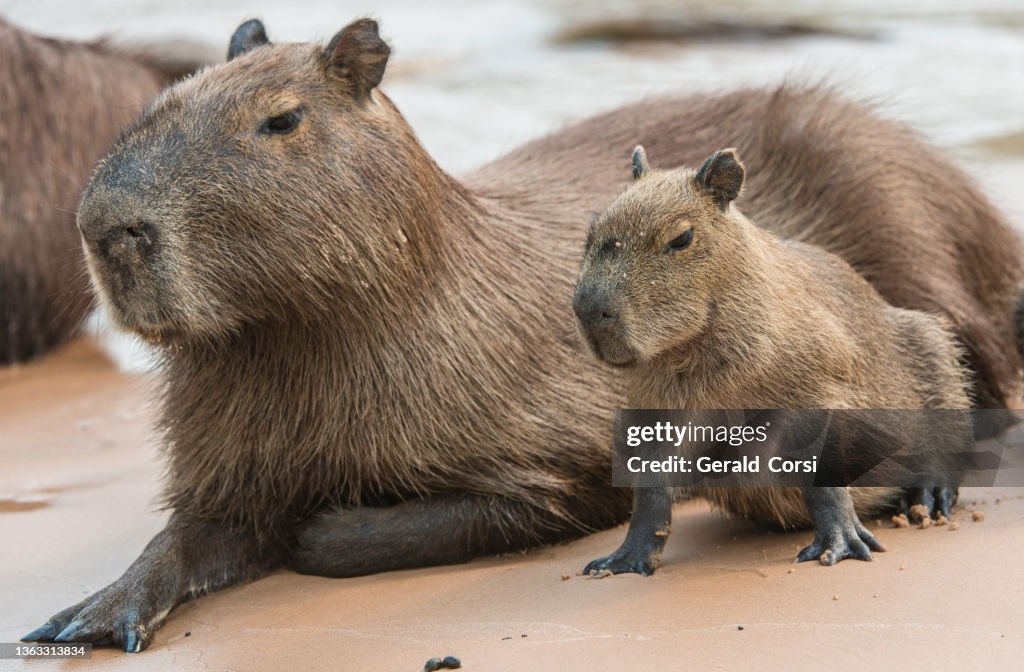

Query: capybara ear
<box><xmin>227</xmin><ymin>19</ymin><xmax>270</xmax><ymax>61</ymax></box>
<box><xmin>695</xmin><ymin>148</ymin><xmax>745</xmax><ymax>210</ymax></box>
<box><xmin>322</xmin><ymin>18</ymin><xmax>391</xmax><ymax>101</ymax></box>
<box><xmin>632</xmin><ymin>145</ymin><xmax>651</xmax><ymax>180</ymax></box>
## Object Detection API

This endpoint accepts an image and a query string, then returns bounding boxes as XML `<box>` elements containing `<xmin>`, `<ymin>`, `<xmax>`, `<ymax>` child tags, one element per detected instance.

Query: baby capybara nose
<box><xmin>573</xmin><ymin>283</ymin><xmax>620</xmax><ymax>332</ymax></box>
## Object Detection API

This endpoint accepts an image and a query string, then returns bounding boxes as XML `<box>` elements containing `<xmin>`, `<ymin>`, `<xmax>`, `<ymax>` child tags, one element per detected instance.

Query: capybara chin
<box><xmin>0</xmin><ymin>19</ymin><xmax>207</xmax><ymax>364</ymax></box>
<box><xmin>574</xmin><ymin>147</ymin><xmax>971</xmax><ymax>576</ymax></box>
<box><xmin>24</xmin><ymin>16</ymin><xmax>1019</xmax><ymax>652</ymax></box>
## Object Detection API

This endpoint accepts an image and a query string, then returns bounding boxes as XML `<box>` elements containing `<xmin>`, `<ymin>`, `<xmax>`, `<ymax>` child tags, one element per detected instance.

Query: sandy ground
<box><xmin>1</xmin><ymin>339</ymin><xmax>1023</xmax><ymax>671</ymax></box>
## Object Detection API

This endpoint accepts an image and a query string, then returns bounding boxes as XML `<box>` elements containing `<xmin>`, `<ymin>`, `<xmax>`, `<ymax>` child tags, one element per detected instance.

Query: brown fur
<box><xmin>28</xmin><ymin>18</ymin><xmax>1023</xmax><ymax>652</ymax></box>
<box><xmin>577</xmin><ymin>148</ymin><xmax>971</xmax><ymax>528</ymax></box>
<box><xmin>0</xmin><ymin>20</ymin><xmax>208</xmax><ymax>364</ymax></box>
<box><xmin>80</xmin><ymin>26</ymin><xmax>1018</xmax><ymax>548</ymax></box>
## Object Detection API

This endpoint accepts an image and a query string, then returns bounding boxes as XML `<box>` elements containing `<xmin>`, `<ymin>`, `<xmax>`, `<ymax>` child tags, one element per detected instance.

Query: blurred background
<box><xmin>2</xmin><ymin>0</ymin><xmax>1023</xmax><ymax>369</ymax></box>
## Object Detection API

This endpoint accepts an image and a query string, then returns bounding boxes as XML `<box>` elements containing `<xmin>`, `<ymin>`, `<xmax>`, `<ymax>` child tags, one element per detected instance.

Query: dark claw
<box><xmin>55</xmin><ymin>620</ymin><xmax>107</xmax><ymax>644</ymax></box>
<box><xmin>913</xmin><ymin>488</ymin><xmax>935</xmax><ymax>517</ymax></box>
<box><xmin>21</xmin><ymin>623</ymin><xmax>59</xmax><ymax>643</ymax></box>
<box><xmin>54</xmin><ymin>621</ymin><xmax>86</xmax><ymax>643</ymax></box>
<box><xmin>124</xmin><ymin>628</ymin><xmax>144</xmax><ymax>654</ymax></box>
<box><xmin>934</xmin><ymin>487</ymin><xmax>956</xmax><ymax>519</ymax></box>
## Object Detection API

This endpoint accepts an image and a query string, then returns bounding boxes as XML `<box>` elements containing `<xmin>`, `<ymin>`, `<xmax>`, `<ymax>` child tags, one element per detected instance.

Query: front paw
<box><xmin>796</xmin><ymin>522</ymin><xmax>885</xmax><ymax>566</ymax></box>
<box><xmin>584</xmin><ymin>549</ymin><xmax>658</xmax><ymax>576</ymax></box>
<box><xmin>22</xmin><ymin>585</ymin><xmax>166</xmax><ymax>653</ymax></box>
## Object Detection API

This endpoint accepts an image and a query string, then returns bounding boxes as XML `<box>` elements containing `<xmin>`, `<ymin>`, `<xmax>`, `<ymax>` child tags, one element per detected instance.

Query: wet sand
<box><xmin>2</xmin><ymin>339</ymin><xmax>1023</xmax><ymax>670</ymax></box>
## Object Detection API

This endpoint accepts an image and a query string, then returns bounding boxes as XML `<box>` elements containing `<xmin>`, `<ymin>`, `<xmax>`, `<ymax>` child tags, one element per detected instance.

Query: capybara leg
<box><xmin>22</xmin><ymin>514</ymin><xmax>278</xmax><ymax>652</ymax></box>
<box><xmin>582</xmin><ymin>487</ymin><xmax>672</xmax><ymax>577</ymax></box>
<box><xmin>288</xmin><ymin>495</ymin><xmax>586</xmax><ymax>578</ymax></box>
<box><xmin>901</xmin><ymin>485</ymin><xmax>958</xmax><ymax>521</ymax></box>
<box><xmin>797</xmin><ymin>487</ymin><xmax>885</xmax><ymax>566</ymax></box>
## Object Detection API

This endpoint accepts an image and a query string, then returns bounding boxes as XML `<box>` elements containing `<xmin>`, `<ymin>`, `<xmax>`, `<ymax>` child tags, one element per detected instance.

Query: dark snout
<box><xmin>76</xmin><ymin>161</ymin><xmax>173</xmax><ymax>333</ymax></box>
<box><xmin>572</xmin><ymin>280</ymin><xmax>636</xmax><ymax>366</ymax></box>
<box><xmin>77</xmin><ymin>146</ymin><xmax>171</xmax><ymax>264</ymax></box>
<box><xmin>79</xmin><ymin>210</ymin><xmax>159</xmax><ymax>259</ymax></box>
<box><xmin>573</xmin><ymin>282</ymin><xmax>620</xmax><ymax>331</ymax></box>
<box><xmin>78</xmin><ymin>185</ymin><xmax>162</xmax><ymax>272</ymax></box>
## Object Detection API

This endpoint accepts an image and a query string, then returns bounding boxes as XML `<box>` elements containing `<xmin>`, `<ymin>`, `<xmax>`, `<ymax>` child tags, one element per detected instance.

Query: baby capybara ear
<box><xmin>631</xmin><ymin>145</ymin><xmax>651</xmax><ymax>180</ymax></box>
<box><xmin>322</xmin><ymin>18</ymin><xmax>391</xmax><ymax>101</ymax></box>
<box><xmin>227</xmin><ymin>19</ymin><xmax>270</xmax><ymax>61</ymax></box>
<box><xmin>695</xmin><ymin>148</ymin><xmax>745</xmax><ymax>210</ymax></box>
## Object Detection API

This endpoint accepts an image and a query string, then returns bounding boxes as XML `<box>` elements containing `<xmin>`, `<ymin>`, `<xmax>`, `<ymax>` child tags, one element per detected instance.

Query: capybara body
<box><xmin>0</xmin><ymin>20</ymin><xmax>200</xmax><ymax>364</ymax></box>
<box><xmin>574</xmin><ymin>147</ymin><xmax>971</xmax><ymax>574</ymax></box>
<box><xmin>25</xmin><ymin>18</ymin><xmax>1019</xmax><ymax>651</ymax></box>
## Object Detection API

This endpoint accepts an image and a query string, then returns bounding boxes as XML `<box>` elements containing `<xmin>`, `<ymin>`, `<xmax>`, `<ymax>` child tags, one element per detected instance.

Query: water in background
<box><xmin>3</xmin><ymin>0</ymin><xmax>1023</xmax><ymax>370</ymax></box>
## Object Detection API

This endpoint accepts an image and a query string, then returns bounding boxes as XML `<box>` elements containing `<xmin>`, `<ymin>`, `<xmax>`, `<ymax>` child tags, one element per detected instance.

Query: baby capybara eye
<box><xmin>666</xmin><ymin>228</ymin><xmax>693</xmax><ymax>252</ymax></box>
<box><xmin>262</xmin><ymin>109</ymin><xmax>303</xmax><ymax>135</ymax></box>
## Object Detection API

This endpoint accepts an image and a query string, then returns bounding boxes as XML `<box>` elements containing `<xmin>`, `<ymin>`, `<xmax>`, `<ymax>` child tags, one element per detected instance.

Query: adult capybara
<box><xmin>574</xmin><ymin>147</ymin><xmax>971</xmax><ymax>576</ymax></box>
<box><xmin>24</xmin><ymin>18</ymin><xmax>1021</xmax><ymax>651</ymax></box>
<box><xmin>0</xmin><ymin>19</ymin><xmax>206</xmax><ymax>364</ymax></box>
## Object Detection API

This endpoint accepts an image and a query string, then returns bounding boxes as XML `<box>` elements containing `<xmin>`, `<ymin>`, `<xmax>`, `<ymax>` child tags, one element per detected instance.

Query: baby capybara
<box><xmin>574</xmin><ymin>147</ymin><xmax>971</xmax><ymax>575</ymax></box>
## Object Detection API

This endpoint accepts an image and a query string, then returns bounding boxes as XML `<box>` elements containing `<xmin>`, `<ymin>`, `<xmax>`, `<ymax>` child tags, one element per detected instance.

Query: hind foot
<box><xmin>796</xmin><ymin>520</ymin><xmax>885</xmax><ymax>565</ymax></box>
<box><xmin>800</xmin><ymin>487</ymin><xmax>886</xmax><ymax>566</ymax></box>
<box><xmin>901</xmin><ymin>486</ymin><xmax>958</xmax><ymax>522</ymax></box>
<box><xmin>584</xmin><ymin>547</ymin><xmax>659</xmax><ymax>577</ymax></box>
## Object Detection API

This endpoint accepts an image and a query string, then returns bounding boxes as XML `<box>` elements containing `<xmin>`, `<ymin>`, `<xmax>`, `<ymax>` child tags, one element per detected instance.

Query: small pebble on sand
<box><xmin>949</xmin><ymin>522</ymin><xmax>960</xmax><ymax>531</ymax></box>
<box><xmin>972</xmin><ymin>511</ymin><xmax>985</xmax><ymax>522</ymax></box>
<box><xmin>891</xmin><ymin>513</ymin><xmax>910</xmax><ymax>528</ymax></box>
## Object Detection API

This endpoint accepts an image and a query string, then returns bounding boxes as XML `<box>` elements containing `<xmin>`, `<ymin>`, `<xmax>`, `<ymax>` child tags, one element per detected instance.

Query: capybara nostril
<box><xmin>124</xmin><ymin>221</ymin><xmax>156</xmax><ymax>246</ymax></box>
<box><xmin>125</xmin><ymin>222</ymin><xmax>147</xmax><ymax>238</ymax></box>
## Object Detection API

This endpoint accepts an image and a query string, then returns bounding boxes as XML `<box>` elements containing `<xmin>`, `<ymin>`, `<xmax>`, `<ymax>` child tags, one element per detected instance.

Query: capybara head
<box><xmin>77</xmin><ymin>18</ymin><xmax>432</xmax><ymax>343</ymax></box>
<box><xmin>573</xmin><ymin>146</ymin><xmax>748</xmax><ymax>366</ymax></box>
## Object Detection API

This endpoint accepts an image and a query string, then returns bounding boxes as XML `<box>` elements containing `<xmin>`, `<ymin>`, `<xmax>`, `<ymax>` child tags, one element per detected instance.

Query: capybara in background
<box><xmin>23</xmin><ymin>18</ymin><xmax>1021</xmax><ymax>652</ymax></box>
<box><xmin>574</xmin><ymin>146</ymin><xmax>971</xmax><ymax>576</ymax></box>
<box><xmin>0</xmin><ymin>19</ymin><xmax>206</xmax><ymax>364</ymax></box>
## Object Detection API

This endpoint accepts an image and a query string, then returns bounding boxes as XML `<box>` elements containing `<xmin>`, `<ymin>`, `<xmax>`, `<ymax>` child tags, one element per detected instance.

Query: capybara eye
<box><xmin>667</xmin><ymin>228</ymin><xmax>694</xmax><ymax>253</ymax></box>
<box><xmin>261</xmin><ymin>109</ymin><xmax>303</xmax><ymax>135</ymax></box>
